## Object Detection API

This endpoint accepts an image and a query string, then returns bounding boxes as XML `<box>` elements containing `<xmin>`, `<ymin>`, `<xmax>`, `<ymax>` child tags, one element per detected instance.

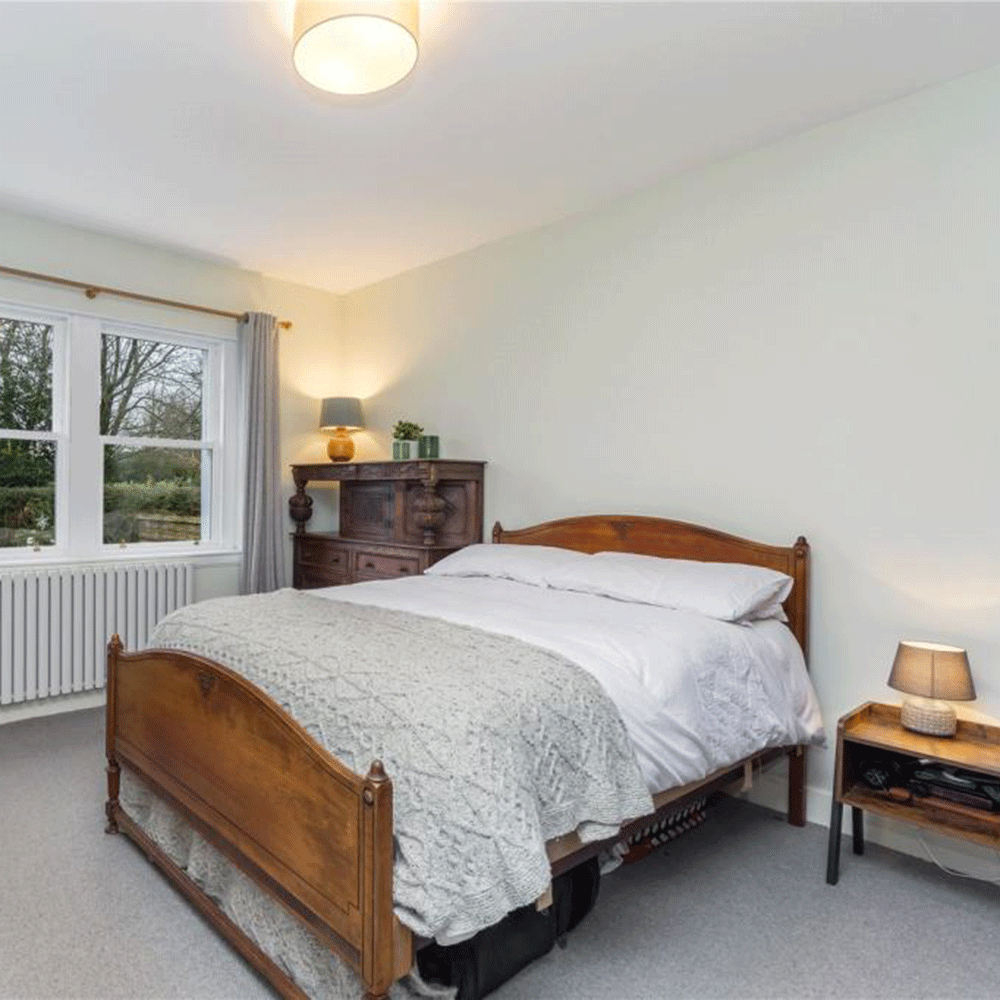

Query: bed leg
<box><xmin>787</xmin><ymin>746</ymin><xmax>806</xmax><ymax>827</ymax></box>
<box><xmin>105</xmin><ymin>634</ymin><xmax>123</xmax><ymax>835</ymax></box>
<box><xmin>105</xmin><ymin>760</ymin><xmax>120</xmax><ymax>834</ymax></box>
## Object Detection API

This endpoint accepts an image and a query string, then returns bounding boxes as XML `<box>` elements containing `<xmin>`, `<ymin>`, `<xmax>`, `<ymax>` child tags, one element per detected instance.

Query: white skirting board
<box><xmin>0</xmin><ymin>689</ymin><xmax>105</xmax><ymax>726</ymax></box>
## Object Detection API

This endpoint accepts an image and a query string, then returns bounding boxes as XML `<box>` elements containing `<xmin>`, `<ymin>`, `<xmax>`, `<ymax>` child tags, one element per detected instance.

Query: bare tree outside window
<box><xmin>0</xmin><ymin>317</ymin><xmax>56</xmax><ymax>548</ymax></box>
<box><xmin>1</xmin><ymin>319</ymin><xmax>216</xmax><ymax>551</ymax></box>
<box><xmin>0</xmin><ymin>306</ymin><xmax>230</xmax><ymax>558</ymax></box>
<box><xmin>101</xmin><ymin>333</ymin><xmax>208</xmax><ymax>545</ymax></box>
<box><xmin>100</xmin><ymin>333</ymin><xmax>203</xmax><ymax>439</ymax></box>
<box><xmin>0</xmin><ymin>318</ymin><xmax>52</xmax><ymax>430</ymax></box>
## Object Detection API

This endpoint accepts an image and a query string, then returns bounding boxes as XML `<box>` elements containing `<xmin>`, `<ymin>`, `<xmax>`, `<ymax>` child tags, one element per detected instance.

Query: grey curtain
<box><xmin>239</xmin><ymin>312</ymin><xmax>287</xmax><ymax>594</ymax></box>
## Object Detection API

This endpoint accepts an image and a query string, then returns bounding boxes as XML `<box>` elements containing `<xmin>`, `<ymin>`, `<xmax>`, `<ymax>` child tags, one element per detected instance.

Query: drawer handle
<box><xmin>399</xmin><ymin>565</ymin><xmax>410</xmax><ymax>573</ymax></box>
<box><xmin>365</xmin><ymin>561</ymin><xmax>375</xmax><ymax>569</ymax></box>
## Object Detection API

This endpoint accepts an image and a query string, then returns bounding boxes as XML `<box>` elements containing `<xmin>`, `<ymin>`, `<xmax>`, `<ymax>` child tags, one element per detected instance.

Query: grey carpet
<box><xmin>1</xmin><ymin>709</ymin><xmax>998</xmax><ymax>1000</ymax></box>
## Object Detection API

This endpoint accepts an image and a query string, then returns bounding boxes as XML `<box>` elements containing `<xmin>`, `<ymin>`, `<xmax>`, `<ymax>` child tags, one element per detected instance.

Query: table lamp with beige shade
<box><xmin>319</xmin><ymin>396</ymin><xmax>364</xmax><ymax>462</ymax></box>
<box><xmin>887</xmin><ymin>640</ymin><xmax>975</xmax><ymax>737</ymax></box>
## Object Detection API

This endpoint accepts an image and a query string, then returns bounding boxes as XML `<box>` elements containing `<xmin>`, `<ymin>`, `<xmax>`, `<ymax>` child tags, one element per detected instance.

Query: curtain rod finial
<box><xmin>240</xmin><ymin>313</ymin><xmax>292</xmax><ymax>330</ymax></box>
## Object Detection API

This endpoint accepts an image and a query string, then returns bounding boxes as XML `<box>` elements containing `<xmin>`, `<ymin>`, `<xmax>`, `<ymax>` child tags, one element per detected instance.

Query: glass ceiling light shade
<box><xmin>293</xmin><ymin>1</ymin><xmax>419</xmax><ymax>95</ymax></box>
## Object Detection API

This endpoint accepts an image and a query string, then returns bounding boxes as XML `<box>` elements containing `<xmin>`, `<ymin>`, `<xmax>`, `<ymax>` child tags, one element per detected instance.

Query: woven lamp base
<box><xmin>900</xmin><ymin>697</ymin><xmax>957</xmax><ymax>737</ymax></box>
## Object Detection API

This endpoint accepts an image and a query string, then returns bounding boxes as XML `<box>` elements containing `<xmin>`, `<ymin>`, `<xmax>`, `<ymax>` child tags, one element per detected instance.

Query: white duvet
<box><xmin>314</xmin><ymin>575</ymin><xmax>824</xmax><ymax>795</ymax></box>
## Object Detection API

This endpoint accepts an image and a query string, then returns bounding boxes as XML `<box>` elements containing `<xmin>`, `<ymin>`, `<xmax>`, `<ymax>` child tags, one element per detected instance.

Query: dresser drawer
<box><xmin>297</xmin><ymin>563</ymin><xmax>348</xmax><ymax>589</ymax></box>
<box><xmin>297</xmin><ymin>538</ymin><xmax>349</xmax><ymax>573</ymax></box>
<box><xmin>352</xmin><ymin>550</ymin><xmax>421</xmax><ymax>580</ymax></box>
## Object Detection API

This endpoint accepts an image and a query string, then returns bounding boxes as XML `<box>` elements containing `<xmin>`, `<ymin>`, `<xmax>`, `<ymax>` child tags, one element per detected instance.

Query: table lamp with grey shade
<box><xmin>319</xmin><ymin>397</ymin><xmax>363</xmax><ymax>462</ymax></box>
<box><xmin>888</xmin><ymin>640</ymin><xmax>975</xmax><ymax>737</ymax></box>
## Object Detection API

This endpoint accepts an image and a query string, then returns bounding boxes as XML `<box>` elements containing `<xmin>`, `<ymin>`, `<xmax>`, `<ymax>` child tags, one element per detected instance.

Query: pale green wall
<box><xmin>340</xmin><ymin>64</ymin><xmax>1000</xmax><ymax>865</ymax></box>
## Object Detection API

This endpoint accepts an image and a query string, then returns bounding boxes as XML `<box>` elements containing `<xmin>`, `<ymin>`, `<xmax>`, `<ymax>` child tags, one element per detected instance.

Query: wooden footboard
<box><xmin>104</xmin><ymin>635</ymin><xmax>411</xmax><ymax>1000</ymax></box>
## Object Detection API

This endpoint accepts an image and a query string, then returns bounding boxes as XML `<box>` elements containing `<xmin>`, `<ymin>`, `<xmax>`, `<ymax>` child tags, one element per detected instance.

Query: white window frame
<box><xmin>0</xmin><ymin>297</ymin><xmax>241</xmax><ymax>565</ymax></box>
<box><xmin>0</xmin><ymin>301</ymin><xmax>69</xmax><ymax>556</ymax></box>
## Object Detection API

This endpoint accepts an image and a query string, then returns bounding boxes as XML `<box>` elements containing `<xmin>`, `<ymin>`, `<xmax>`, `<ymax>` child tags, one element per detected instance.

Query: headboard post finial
<box><xmin>491</xmin><ymin>521</ymin><xmax>503</xmax><ymax>544</ymax></box>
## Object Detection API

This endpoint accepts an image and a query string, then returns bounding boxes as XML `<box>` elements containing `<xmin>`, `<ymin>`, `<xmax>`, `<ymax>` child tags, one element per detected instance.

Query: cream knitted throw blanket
<box><xmin>151</xmin><ymin>589</ymin><xmax>653</xmax><ymax>942</ymax></box>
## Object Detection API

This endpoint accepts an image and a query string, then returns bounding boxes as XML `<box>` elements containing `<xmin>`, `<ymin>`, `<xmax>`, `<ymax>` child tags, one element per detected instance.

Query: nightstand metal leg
<box><xmin>852</xmin><ymin>807</ymin><xmax>864</xmax><ymax>856</ymax></box>
<box><xmin>826</xmin><ymin>798</ymin><xmax>843</xmax><ymax>885</ymax></box>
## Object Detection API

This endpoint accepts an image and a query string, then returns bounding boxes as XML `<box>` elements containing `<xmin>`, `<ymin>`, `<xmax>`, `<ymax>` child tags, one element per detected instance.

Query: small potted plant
<box><xmin>392</xmin><ymin>420</ymin><xmax>423</xmax><ymax>460</ymax></box>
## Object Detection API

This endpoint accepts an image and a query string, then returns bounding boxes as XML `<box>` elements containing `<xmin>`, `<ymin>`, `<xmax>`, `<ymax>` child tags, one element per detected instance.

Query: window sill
<box><xmin>0</xmin><ymin>549</ymin><xmax>242</xmax><ymax>570</ymax></box>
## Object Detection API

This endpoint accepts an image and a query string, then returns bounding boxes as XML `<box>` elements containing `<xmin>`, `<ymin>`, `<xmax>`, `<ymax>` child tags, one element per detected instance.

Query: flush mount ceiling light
<box><xmin>293</xmin><ymin>1</ymin><xmax>419</xmax><ymax>95</ymax></box>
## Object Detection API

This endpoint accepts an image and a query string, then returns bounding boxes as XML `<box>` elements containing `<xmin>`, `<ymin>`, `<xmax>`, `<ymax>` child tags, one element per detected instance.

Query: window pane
<box><xmin>100</xmin><ymin>332</ymin><xmax>205</xmax><ymax>440</ymax></box>
<box><xmin>0</xmin><ymin>316</ymin><xmax>53</xmax><ymax>431</ymax></box>
<box><xmin>103</xmin><ymin>445</ymin><xmax>206</xmax><ymax>544</ymax></box>
<box><xmin>0</xmin><ymin>439</ymin><xmax>56</xmax><ymax>548</ymax></box>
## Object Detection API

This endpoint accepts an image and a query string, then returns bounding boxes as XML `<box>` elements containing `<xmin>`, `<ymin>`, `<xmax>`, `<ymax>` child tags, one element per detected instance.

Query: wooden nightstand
<box><xmin>826</xmin><ymin>702</ymin><xmax>1000</xmax><ymax>884</ymax></box>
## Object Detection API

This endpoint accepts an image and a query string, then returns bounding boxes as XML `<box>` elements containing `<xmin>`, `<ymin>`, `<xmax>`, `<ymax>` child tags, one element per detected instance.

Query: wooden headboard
<box><xmin>493</xmin><ymin>515</ymin><xmax>809</xmax><ymax>663</ymax></box>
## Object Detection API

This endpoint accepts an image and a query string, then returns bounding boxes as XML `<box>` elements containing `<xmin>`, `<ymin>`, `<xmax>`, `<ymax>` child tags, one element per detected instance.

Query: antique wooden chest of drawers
<box><xmin>289</xmin><ymin>460</ymin><xmax>485</xmax><ymax>588</ymax></box>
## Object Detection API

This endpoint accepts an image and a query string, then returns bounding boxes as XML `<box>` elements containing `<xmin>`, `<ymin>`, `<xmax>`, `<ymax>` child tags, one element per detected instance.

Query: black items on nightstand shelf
<box><xmin>855</xmin><ymin>752</ymin><xmax>1000</xmax><ymax>813</ymax></box>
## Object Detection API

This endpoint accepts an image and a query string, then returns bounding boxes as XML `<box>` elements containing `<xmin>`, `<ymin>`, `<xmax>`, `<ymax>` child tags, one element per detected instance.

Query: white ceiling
<box><xmin>1</xmin><ymin>1</ymin><xmax>999</xmax><ymax>294</ymax></box>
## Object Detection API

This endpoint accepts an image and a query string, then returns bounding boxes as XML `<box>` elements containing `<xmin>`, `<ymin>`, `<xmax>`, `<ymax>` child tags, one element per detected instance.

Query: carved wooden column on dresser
<box><xmin>289</xmin><ymin>460</ymin><xmax>486</xmax><ymax>588</ymax></box>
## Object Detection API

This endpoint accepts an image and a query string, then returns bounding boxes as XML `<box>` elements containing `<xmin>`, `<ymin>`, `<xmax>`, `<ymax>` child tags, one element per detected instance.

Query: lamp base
<box><xmin>327</xmin><ymin>430</ymin><xmax>355</xmax><ymax>463</ymax></box>
<box><xmin>900</xmin><ymin>696</ymin><xmax>957</xmax><ymax>737</ymax></box>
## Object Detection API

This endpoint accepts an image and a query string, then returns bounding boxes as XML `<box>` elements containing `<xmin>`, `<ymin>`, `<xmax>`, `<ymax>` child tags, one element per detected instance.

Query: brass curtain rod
<box><xmin>0</xmin><ymin>264</ymin><xmax>293</xmax><ymax>330</ymax></box>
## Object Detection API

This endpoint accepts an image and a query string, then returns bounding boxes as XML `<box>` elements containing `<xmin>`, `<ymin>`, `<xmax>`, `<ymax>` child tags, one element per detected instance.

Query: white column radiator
<box><xmin>0</xmin><ymin>562</ymin><xmax>193</xmax><ymax>706</ymax></box>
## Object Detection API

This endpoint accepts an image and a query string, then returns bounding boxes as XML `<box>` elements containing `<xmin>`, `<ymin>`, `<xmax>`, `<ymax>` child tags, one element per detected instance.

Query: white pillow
<box><xmin>544</xmin><ymin>551</ymin><xmax>793</xmax><ymax>622</ymax></box>
<box><xmin>425</xmin><ymin>543</ymin><xmax>588</xmax><ymax>587</ymax></box>
<box><xmin>745</xmin><ymin>598</ymin><xmax>789</xmax><ymax>623</ymax></box>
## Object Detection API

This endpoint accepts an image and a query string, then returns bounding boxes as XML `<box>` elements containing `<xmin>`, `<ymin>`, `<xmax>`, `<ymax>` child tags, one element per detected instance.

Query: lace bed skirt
<box><xmin>119</xmin><ymin>770</ymin><xmax>454</xmax><ymax>1000</ymax></box>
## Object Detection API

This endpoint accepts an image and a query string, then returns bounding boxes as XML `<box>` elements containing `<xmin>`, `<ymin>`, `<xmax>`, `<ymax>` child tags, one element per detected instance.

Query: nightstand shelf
<box><xmin>827</xmin><ymin>702</ymin><xmax>1000</xmax><ymax>884</ymax></box>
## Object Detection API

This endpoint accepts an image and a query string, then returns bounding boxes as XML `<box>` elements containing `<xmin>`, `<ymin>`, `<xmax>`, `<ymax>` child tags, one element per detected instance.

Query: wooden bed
<box><xmin>104</xmin><ymin>514</ymin><xmax>810</xmax><ymax>1000</ymax></box>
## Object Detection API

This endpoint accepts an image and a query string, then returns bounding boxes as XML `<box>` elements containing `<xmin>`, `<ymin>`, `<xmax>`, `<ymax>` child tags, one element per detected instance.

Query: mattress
<box><xmin>315</xmin><ymin>575</ymin><xmax>825</xmax><ymax>795</ymax></box>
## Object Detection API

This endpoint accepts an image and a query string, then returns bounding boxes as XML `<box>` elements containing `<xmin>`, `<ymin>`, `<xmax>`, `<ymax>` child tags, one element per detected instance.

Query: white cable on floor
<box><xmin>916</xmin><ymin>832</ymin><xmax>1000</xmax><ymax>886</ymax></box>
